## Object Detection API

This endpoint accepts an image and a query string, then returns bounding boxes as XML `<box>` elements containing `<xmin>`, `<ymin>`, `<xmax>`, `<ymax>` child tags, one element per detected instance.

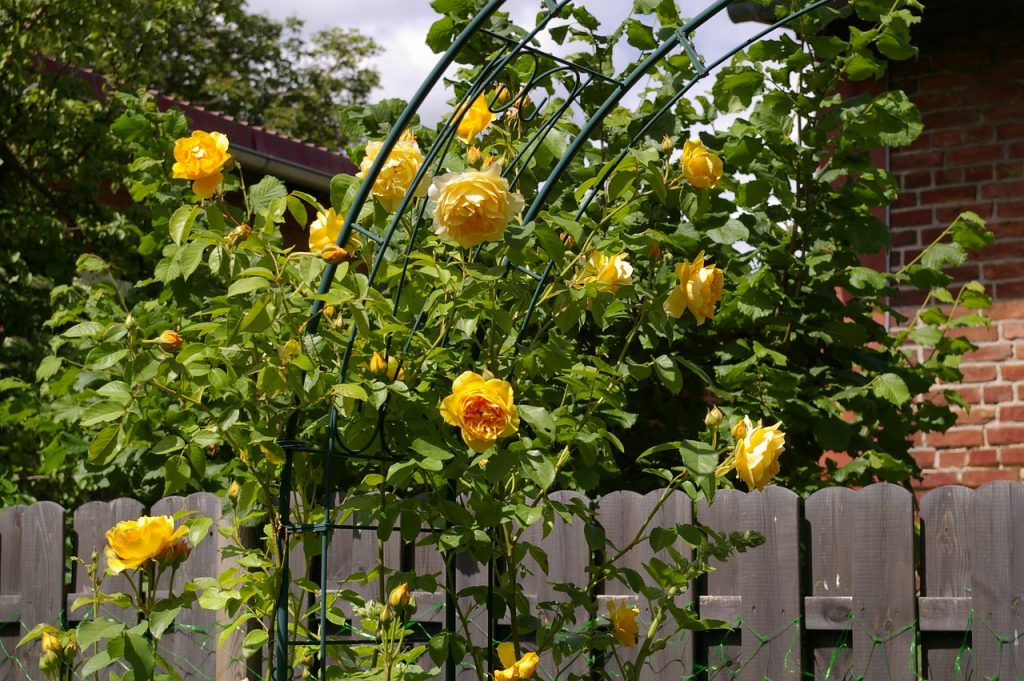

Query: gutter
<box><xmin>230</xmin><ymin>145</ymin><xmax>338</xmax><ymax>194</ymax></box>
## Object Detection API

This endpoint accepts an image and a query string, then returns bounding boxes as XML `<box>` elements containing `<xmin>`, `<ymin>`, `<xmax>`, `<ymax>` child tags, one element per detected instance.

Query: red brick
<box><xmin>930</xmin><ymin>50</ymin><xmax>992</xmax><ymax>71</ymax></box>
<box><xmin>999</xmin><ymin>405</ymin><xmax>1024</xmax><ymax>422</ymax></box>
<box><xmin>922</xmin><ymin>109</ymin><xmax>981</xmax><ymax>130</ymax></box>
<box><xmin>1002</xmin><ymin>364</ymin><xmax>1024</xmax><ymax>381</ymax></box>
<box><xmin>911</xmin><ymin>91</ymin><xmax>962</xmax><ymax>111</ymax></box>
<box><xmin>934</xmin><ymin>168</ymin><xmax>964</xmax><ymax>185</ymax></box>
<box><xmin>987</xmin><ymin>425</ymin><xmax>1024</xmax><ymax>445</ymax></box>
<box><xmin>892</xmin><ymin>151</ymin><xmax>945</xmax><ymax>172</ymax></box>
<box><xmin>985</xmin><ymin>262</ymin><xmax>1024</xmax><ymax>280</ymax></box>
<box><xmin>935</xmin><ymin>203</ymin><xmax>993</xmax><ymax>222</ymax></box>
<box><xmin>965</xmin><ymin>165</ymin><xmax>995</xmax><ymax>183</ymax></box>
<box><xmin>1002</xmin><ymin>321</ymin><xmax>1024</xmax><ymax>339</ymax></box>
<box><xmin>1000</xmin><ymin>446</ymin><xmax>1024</xmax><ymax>465</ymax></box>
<box><xmin>960</xmin><ymin>468</ymin><xmax>1019</xmax><ymax>487</ymax></box>
<box><xmin>974</xmin><ymin>82</ymin><xmax>1024</xmax><ymax>104</ymax></box>
<box><xmin>1011</xmin><ymin>142</ymin><xmax>1024</xmax><ymax>158</ymax></box>
<box><xmin>929</xmin><ymin>427</ymin><xmax>984</xmax><ymax>448</ymax></box>
<box><xmin>990</xmin><ymin>221</ymin><xmax>1024</xmax><ymax>239</ymax></box>
<box><xmin>961</xmin><ymin>365</ymin><xmax>998</xmax><ymax>382</ymax></box>
<box><xmin>987</xmin><ymin>62</ymin><xmax>1024</xmax><ymax>81</ymax></box>
<box><xmin>947</xmin><ymin>144</ymin><xmax>1006</xmax><ymax>166</ymax></box>
<box><xmin>981</xmin><ymin>181</ymin><xmax>1024</xmax><ymax>199</ymax></box>
<box><xmin>932</xmin><ymin>130</ymin><xmax>962</xmax><ymax>148</ymax></box>
<box><xmin>892</xmin><ymin>228</ymin><xmax>920</xmax><ymax>247</ymax></box>
<box><xmin>998</xmin><ymin>202</ymin><xmax>1024</xmax><ymax>219</ymax></box>
<box><xmin>952</xmin><ymin>325</ymin><xmax>998</xmax><ymax>343</ymax></box>
<box><xmin>997</xmin><ymin>122</ymin><xmax>1024</xmax><ymax>140</ymax></box>
<box><xmin>892</xmin><ymin>208</ymin><xmax>934</xmax><ymax>228</ymax></box>
<box><xmin>896</xmin><ymin>192</ymin><xmax>920</xmax><ymax>209</ymax></box>
<box><xmin>903</xmin><ymin>171</ymin><xmax>932</xmax><ymax>190</ymax></box>
<box><xmin>983</xmin><ymin>384</ymin><xmax>1010</xmax><ymax>403</ymax></box>
<box><xmin>986</xmin><ymin>102</ymin><xmax>1024</xmax><ymax>121</ymax></box>
<box><xmin>919</xmin><ymin>470</ymin><xmax>959</xmax><ymax>489</ymax></box>
<box><xmin>956</xmin><ymin>405</ymin><xmax>997</xmax><ymax>425</ymax></box>
<box><xmin>996</xmin><ymin>162</ymin><xmax>1024</xmax><ymax>180</ymax></box>
<box><xmin>921</xmin><ymin>186</ymin><xmax>978</xmax><ymax>205</ymax></box>
<box><xmin>966</xmin><ymin>344</ymin><xmax>1013</xmax><ymax>362</ymax></box>
<box><xmin>911</xmin><ymin>449</ymin><xmax>935</xmax><ymax>469</ymax></box>
<box><xmin>969</xmin><ymin>448</ymin><xmax>999</xmax><ymax>466</ymax></box>
<box><xmin>919</xmin><ymin>72</ymin><xmax>977</xmax><ymax>91</ymax></box>
<box><xmin>936</xmin><ymin>449</ymin><xmax>967</xmax><ymax>467</ymax></box>
<box><xmin>994</xmin><ymin>281</ymin><xmax>1024</xmax><ymax>298</ymax></box>
<box><xmin>962</xmin><ymin>126</ymin><xmax>996</xmax><ymax>145</ymax></box>
<box><xmin>977</xmin><ymin>241</ymin><xmax>1024</xmax><ymax>261</ymax></box>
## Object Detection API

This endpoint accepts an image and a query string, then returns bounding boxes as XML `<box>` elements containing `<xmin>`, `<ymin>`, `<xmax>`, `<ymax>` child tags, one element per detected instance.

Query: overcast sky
<box><xmin>245</xmin><ymin>0</ymin><xmax>768</xmax><ymax>125</ymax></box>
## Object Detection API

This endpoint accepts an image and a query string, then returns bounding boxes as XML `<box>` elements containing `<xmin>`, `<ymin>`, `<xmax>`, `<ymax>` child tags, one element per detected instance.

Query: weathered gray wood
<box><xmin>519</xmin><ymin>491</ymin><xmax>589</xmax><ymax>680</ymax></box>
<box><xmin>851</xmin><ymin>483</ymin><xmax>916</xmax><ymax>681</ymax></box>
<box><xmin>697</xmin><ymin>489</ymin><xmax>743</xmax><ymax>678</ymax></box>
<box><xmin>805</xmin><ymin>486</ymin><xmax>855</xmax><ymax>680</ymax></box>
<box><xmin>597</xmin><ymin>489</ymin><xmax>694</xmax><ymax>681</ymax></box>
<box><xmin>0</xmin><ymin>503</ymin><xmax>64</xmax><ymax>680</ymax></box>
<box><xmin>737</xmin><ymin>486</ymin><xmax>801</xmax><ymax>681</ymax></box>
<box><xmin>152</xmin><ymin>493</ymin><xmax>224</xmax><ymax>680</ymax></box>
<box><xmin>970</xmin><ymin>481</ymin><xmax>1024</xmax><ymax>681</ymax></box>
<box><xmin>324</xmin><ymin>496</ymin><xmax>402</xmax><ymax>618</ymax></box>
<box><xmin>68</xmin><ymin>497</ymin><xmax>146</xmax><ymax>621</ymax></box>
<box><xmin>920</xmin><ymin>485</ymin><xmax>974</xmax><ymax>680</ymax></box>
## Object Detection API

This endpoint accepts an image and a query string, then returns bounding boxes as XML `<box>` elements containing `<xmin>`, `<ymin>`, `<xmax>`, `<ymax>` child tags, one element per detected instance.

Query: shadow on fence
<box><xmin>1</xmin><ymin>482</ymin><xmax>1021</xmax><ymax>680</ymax></box>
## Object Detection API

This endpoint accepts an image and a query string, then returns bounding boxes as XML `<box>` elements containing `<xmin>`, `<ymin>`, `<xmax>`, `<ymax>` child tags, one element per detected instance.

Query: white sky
<box><xmin>245</xmin><ymin>0</ymin><xmax>768</xmax><ymax>126</ymax></box>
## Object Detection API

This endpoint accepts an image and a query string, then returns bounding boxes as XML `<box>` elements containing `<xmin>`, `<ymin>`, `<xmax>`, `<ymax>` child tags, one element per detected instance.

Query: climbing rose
<box><xmin>575</xmin><ymin>252</ymin><xmax>633</xmax><ymax>292</ymax></box>
<box><xmin>664</xmin><ymin>251</ymin><xmax>724</xmax><ymax>325</ymax></box>
<box><xmin>440</xmin><ymin>371</ymin><xmax>519</xmax><ymax>453</ymax></box>
<box><xmin>680</xmin><ymin>138</ymin><xmax>723</xmax><ymax>189</ymax></box>
<box><xmin>308</xmin><ymin>208</ymin><xmax>360</xmax><ymax>259</ymax></box>
<box><xmin>716</xmin><ymin>416</ymin><xmax>785</xmax><ymax>491</ymax></box>
<box><xmin>370</xmin><ymin>351</ymin><xmax>405</xmax><ymax>382</ymax></box>
<box><xmin>494</xmin><ymin>642</ymin><xmax>539</xmax><ymax>681</ymax></box>
<box><xmin>172</xmin><ymin>131</ymin><xmax>231</xmax><ymax>199</ymax></box>
<box><xmin>454</xmin><ymin>94</ymin><xmax>495</xmax><ymax>142</ymax></box>
<box><xmin>104</xmin><ymin>516</ymin><xmax>188</xmax><ymax>574</ymax></box>
<box><xmin>608</xmin><ymin>600</ymin><xmax>640</xmax><ymax>647</ymax></box>
<box><xmin>428</xmin><ymin>164</ymin><xmax>525</xmax><ymax>248</ymax></box>
<box><xmin>157</xmin><ymin>330</ymin><xmax>183</xmax><ymax>351</ymax></box>
<box><xmin>357</xmin><ymin>130</ymin><xmax>429</xmax><ymax>212</ymax></box>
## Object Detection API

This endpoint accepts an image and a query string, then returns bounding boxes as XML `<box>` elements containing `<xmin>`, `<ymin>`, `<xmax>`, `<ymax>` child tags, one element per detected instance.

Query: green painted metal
<box><xmin>273</xmin><ymin>2</ymin><xmax>840</xmax><ymax>679</ymax></box>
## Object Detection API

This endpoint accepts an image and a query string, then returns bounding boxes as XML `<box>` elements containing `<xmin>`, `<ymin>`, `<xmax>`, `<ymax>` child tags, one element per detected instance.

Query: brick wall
<box><xmin>887</xmin><ymin>0</ymin><xmax>1024</xmax><ymax>487</ymax></box>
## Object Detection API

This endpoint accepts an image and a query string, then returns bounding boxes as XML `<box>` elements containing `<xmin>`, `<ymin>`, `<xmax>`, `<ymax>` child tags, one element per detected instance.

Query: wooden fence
<box><xmin>1</xmin><ymin>483</ymin><xmax>1022</xmax><ymax>680</ymax></box>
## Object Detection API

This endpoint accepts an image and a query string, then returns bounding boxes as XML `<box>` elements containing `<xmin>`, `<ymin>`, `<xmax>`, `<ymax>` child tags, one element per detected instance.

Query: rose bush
<box><xmin>29</xmin><ymin>0</ymin><xmax>995</xmax><ymax>678</ymax></box>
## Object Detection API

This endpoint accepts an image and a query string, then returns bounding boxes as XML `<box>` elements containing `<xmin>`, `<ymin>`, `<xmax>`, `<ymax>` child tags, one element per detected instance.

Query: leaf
<box><xmin>518</xmin><ymin>405</ymin><xmax>556</xmax><ymax>442</ymax></box>
<box><xmin>846</xmin><ymin>52</ymin><xmax>885</xmax><ymax>81</ymax></box>
<box><xmin>81</xmin><ymin>400</ymin><xmax>125</xmax><ymax>427</ymax></box>
<box><xmin>89</xmin><ymin>424</ymin><xmax>120</xmax><ymax>464</ymax></box>
<box><xmin>707</xmin><ymin>219</ymin><xmax>749</xmax><ymax>245</ymax></box>
<box><xmin>411</xmin><ymin>438</ymin><xmax>454</xmax><ymax>461</ymax></box>
<box><xmin>227</xmin><ymin>277</ymin><xmax>270</xmax><ymax>297</ymax></box>
<box><xmin>950</xmin><ymin>211</ymin><xmax>993</xmax><ymax>250</ymax></box>
<box><xmin>123</xmin><ymin>630</ymin><xmax>155</xmax><ymax>679</ymax></box>
<box><xmin>36</xmin><ymin>355</ymin><xmax>62</xmax><ymax>381</ymax></box>
<box><xmin>921</xmin><ymin>242</ymin><xmax>966</xmax><ymax>270</ymax></box>
<box><xmin>654</xmin><ymin>355</ymin><xmax>683</xmax><ymax>394</ymax></box>
<box><xmin>248</xmin><ymin>176</ymin><xmax>288</xmax><ymax>214</ymax></box>
<box><xmin>164</xmin><ymin>455</ymin><xmax>191</xmax><ymax>495</ymax></box>
<box><xmin>178</xmin><ymin>240</ymin><xmax>207</xmax><ymax>280</ymax></box>
<box><xmin>872</xmin><ymin>373</ymin><xmax>910</xmax><ymax>405</ymax></box>
<box><xmin>149</xmin><ymin>603</ymin><xmax>183</xmax><ymax>639</ymax></box>
<box><xmin>77</xmin><ymin>618</ymin><xmax>125</xmax><ymax>648</ymax></box>
<box><xmin>243</xmin><ymin>629</ymin><xmax>269</xmax><ymax>658</ymax></box>
<box><xmin>80</xmin><ymin>650</ymin><xmax>114</xmax><ymax>678</ymax></box>
<box><xmin>168</xmin><ymin>205</ymin><xmax>202</xmax><ymax>246</ymax></box>
<box><xmin>625</xmin><ymin>19</ymin><xmax>657</xmax><ymax>49</ymax></box>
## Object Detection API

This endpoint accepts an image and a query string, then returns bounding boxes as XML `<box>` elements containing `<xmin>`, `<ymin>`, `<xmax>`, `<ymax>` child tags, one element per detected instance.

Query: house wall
<box><xmin>887</xmin><ymin>0</ymin><xmax>1024</xmax><ymax>487</ymax></box>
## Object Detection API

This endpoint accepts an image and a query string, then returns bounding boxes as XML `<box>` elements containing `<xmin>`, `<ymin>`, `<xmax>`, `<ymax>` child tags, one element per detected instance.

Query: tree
<box><xmin>0</xmin><ymin>0</ymin><xmax>379</xmax><ymax>505</ymax></box>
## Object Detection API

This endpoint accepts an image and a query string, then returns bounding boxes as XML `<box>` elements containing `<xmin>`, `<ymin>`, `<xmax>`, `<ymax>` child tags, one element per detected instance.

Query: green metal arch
<box><xmin>275</xmin><ymin>1</ymin><xmax>839</xmax><ymax>679</ymax></box>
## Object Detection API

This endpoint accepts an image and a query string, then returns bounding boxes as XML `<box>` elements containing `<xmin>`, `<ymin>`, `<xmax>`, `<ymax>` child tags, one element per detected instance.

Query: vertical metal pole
<box><xmin>445</xmin><ymin>482</ymin><xmax>458</xmax><ymax>681</ymax></box>
<box><xmin>275</xmin><ymin>448</ymin><xmax>293</xmax><ymax>681</ymax></box>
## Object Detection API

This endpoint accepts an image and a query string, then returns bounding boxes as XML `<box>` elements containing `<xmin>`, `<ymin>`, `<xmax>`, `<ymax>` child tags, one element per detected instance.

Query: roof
<box><xmin>46</xmin><ymin>59</ymin><xmax>357</xmax><ymax>192</ymax></box>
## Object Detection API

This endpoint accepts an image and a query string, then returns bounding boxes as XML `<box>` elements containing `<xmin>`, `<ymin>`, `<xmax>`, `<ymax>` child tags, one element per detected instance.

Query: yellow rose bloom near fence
<box><xmin>103</xmin><ymin>515</ymin><xmax>188</xmax><ymax>573</ymax></box>
<box><xmin>664</xmin><ymin>251</ymin><xmax>724</xmax><ymax>325</ymax></box>
<box><xmin>439</xmin><ymin>371</ymin><xmax>519</xmax><ymax>453</ymax></box>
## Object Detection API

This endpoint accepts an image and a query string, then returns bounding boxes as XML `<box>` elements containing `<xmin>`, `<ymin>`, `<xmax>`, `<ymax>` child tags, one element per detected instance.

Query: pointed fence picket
<box><xmin>4</xmin><ymin>482</ymin><xmax>1024</xmax><ymax>679</ymax></box>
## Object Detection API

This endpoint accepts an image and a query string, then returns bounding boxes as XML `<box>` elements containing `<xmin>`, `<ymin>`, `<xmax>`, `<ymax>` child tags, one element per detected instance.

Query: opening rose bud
<box><xmin>228</xmin><ymin>480</ymin><xmax>240</xmax><ymax>501</ymax></box>
<box><xmin>321</xmin><ymin>243</ymin><xmax>354</xmax><ymax>265</ymax></box>
<box><xmin>157</xmin><ymin>330</ymin><xmax>183</xmax><ymax>351</ymax></box>
<box><xmin>388</xmin><ymin>582</ymin><xmax>411</xmax><ymax>609</ymax></box>
<box><xmin>157</xmin><ymin>536</ymin><xmax>192</xmax><ymax>570</ymax></box>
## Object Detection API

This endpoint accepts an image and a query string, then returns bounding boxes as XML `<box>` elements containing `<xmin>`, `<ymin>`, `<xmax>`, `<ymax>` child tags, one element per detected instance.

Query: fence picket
<box><xmin>920</xmin><ymin>485</ymin><xmax>974</xmax><ymax>681</ymax></box>
<box><xmin>850</xmin><ymin>483</ymin><xmax>916</xmax><ymax>681</ymax></box>
<box><xmin>598</xmin><ymin>489</ymin><xmax>694</xmax><ymax>681</ymax></box>
<box><xmin>697</xmin><ymin>489</ymin><xmax>743</xmax><ymax>678</ymax></box>
<box><xmin>805</xmin><ymin>486</ymin><xmax>855</xmax><ymax>680</ymax></box>
<box><xmin>970</xmin><ymin>481</ymin><xmax>1024</xmax><ymax>680</ymax></box>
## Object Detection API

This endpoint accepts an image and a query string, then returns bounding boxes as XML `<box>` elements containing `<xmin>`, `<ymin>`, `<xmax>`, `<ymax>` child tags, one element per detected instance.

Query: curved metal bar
<box><xmin>509</xmin><ymin>0</ymin><xmax>837</xmax><ymax>348</ymax></box>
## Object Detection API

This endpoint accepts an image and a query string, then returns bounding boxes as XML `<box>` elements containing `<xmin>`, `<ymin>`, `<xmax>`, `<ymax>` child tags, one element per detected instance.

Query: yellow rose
<box><xmin>357</xmin><ymin>130</ymin><xmax>429</xmax><ymax>212</ymax></box>
<box><xmin>370</xmin><ymin>351</ymin><xmax>405</xmax><ymax>382</ymax></box>
<box><xmin>608</xmin><ymin>600</ymin><xmax>640</xmax><ymax>647</ymax></box>
<box><xmin>40</xmin><ymin>631</ymin><xmax>61</xmax><ymax>656</ymax></box>
<box><xmin>439</xmin><ymin>371</ymin><xmax>519</xmax><ymax>453</ymax></box>
<box><xmin>575</xmin><ymin>252</ymin><xmax>634</xmax><ymax>292</ymax></box>
<box><xmin>308</xmin><ymin>208</ymin><xmax>360</xmax><ymax>257</ymax></box>
<box><xmin>680</xmin><ymin>138</ymin><xmax>723</xmax><ymax>189</ymax></box>
<box><xmin>172</xmin><ymin>130</ymin><xmax>231</xmax><ymax>199</ymax></box>
<box><xmin>157</xmin><ymin>329</ymin><xmax>183</xmax><ymax>351</ymax></box>
<box><xmin>664</xmin><ymin>251</ymin><xmax>724</xmax><ymax>325</ymax></box>
<box><xmin>388</xmin><ymin>582</ymin><xmax>410</xmax><ymax>609</ymax></box>
<box><xmin>716</xmin><ymin>416</ymin><xmax>785</xmax><ymax>491</ymax></box>
<box><xmin>104</xmin><ymin>515</ymin><xmax>188</xmax><ymax>574</ymax></box>
<box><xmin>495</xmin><ymin>643</ymin><xmax>539</xmax><ymax>681</ymax></box>
<box><xmin>429</xmin><ymin>164</ymin><xmax>525</xmax><ymax>248</ymax></box>
<box><xmin>454</xmin><ymin>94</ymin><xmax>495</xmax><ymax>142</ymax></box>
